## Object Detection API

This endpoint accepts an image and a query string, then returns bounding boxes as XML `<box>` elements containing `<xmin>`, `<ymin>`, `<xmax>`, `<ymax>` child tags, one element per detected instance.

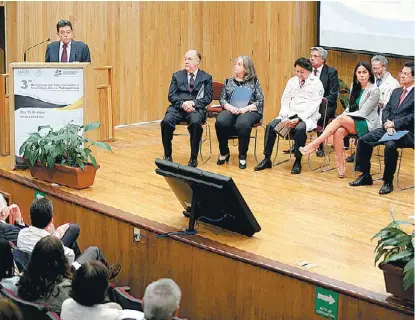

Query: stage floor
<box><xmin>2</xmin><ymin>119</ymin><xmax>414</xmax><ymax>297</ymax></box>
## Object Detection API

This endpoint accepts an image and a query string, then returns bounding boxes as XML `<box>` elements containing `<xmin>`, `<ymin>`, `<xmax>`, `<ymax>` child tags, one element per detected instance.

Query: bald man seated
<box><xmin>160</xmin><ymin>50</ymin><xmax>213</xmax><ymax>168</ymax></box>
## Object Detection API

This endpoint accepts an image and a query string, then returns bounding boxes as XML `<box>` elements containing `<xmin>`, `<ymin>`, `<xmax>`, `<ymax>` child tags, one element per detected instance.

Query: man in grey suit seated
<box><xmin>45</xmin><ymin>20</ymin><xmax>91</xmax><ymax>63</ymax></box>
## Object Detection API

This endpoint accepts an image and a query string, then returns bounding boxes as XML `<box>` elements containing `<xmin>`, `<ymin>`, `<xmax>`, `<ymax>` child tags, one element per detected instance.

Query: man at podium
<box><xmin>45</xmin><ymin>20</ymin><xmax>91</xmax><ymax>63</ymax></box>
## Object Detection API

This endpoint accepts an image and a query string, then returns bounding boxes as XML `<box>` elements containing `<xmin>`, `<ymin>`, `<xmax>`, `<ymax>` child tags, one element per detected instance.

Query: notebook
<box><xmin>378</xmin><ymin>130</ymin><xmax>409</xmax><ymax>143</ymax></box>
<box><xmin>230</xmin><ymin>86</ymin><xmax>253</xmax><ymax>109</ymax></box>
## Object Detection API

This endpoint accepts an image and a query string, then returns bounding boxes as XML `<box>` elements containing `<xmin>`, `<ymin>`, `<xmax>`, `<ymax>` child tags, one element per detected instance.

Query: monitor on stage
<box><xmin>155</xmin><ymin>159</ymin><xmax>261</xmax><ymax>237</ymax></box>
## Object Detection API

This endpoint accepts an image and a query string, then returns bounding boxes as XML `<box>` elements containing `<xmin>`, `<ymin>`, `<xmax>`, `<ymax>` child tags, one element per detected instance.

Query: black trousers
<box><xmin>61</xmin><ymin>223</ymin><xmax>81</xmax><ymax>258</ymax></box>
<box><xmin>215</xmin><ymin>111</ymin><xmax>262</xmax><ymax>159</ymax></box>
<box><xmin>355</xmin><ymin>128</ymin><xmax>414</xmax><ymax>182</ymax></box>
<box><xmin>263</xmin><ymin>119</ymin><xmax>307</xmax><ymax>160</ymax></box>
<box><xmin>161</xmin><ymin>106</ymin><xmax>206</xmax><ymax>158</ymax></box>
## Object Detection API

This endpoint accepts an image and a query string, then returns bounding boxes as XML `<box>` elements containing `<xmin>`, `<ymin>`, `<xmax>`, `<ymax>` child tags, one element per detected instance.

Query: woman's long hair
<box><xmin>0</xmin><ymin>239</ymin><xmax>15</xmax><ymax>280</ymax></box>
<box><xmin>349</xmin><ymin>61</ymin><xmax>375</xmax><ymax>111</ymax></box>
<box><xmin>17</xmin><ymin>236</ymin><xmax>71</xmax><ymax>301</ymax></box>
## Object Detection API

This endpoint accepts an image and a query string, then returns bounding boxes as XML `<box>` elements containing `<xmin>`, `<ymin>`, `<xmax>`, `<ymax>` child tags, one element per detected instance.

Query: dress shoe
<box><xmin>349</xmin><ymin>173</ymin><xmax>373</xmax><ymax>187</ymax></box>
<box><xmin>188</xmin><ymin>157</ymin><xmax>198</xmax><ymax>168</ymax></box>
<box><xmin>316</xmin><ymin>149</ymin><xmax>325</xmax><ymax>157</ymax></box>
<box><xmin>239</xmin><ymin>160</ymin><xmax>247</xmax><ymax>169</ymax></box>
<box><xmin>379</xmin><ymin>182</ymin><xmax>394</xmax><ymax>195</ymax></box>
<box><xmin>108</xmin><ymin>263</ymin><xmax>122</xmax><ymax>280</ymax></box>
<box><xmin>163</xmin><ymin>155</ymin><xmax>173</xmax><ymax>162</ymax></box>
<box><xmin>283</xmin><ymin>146</ymin><xmax>295</xmax><ymax>154</ymax></box>
<box><xmin>299</xmin><ymin>144</ymin><xmax>318</xmax><ymax>156</ymax></box>
<box><xmin>254</xmin><ymin>158</ymin><xmax>272</xmax><ymax>171</ymax></box>
<box><xmin>217</xmin><ymin>154</ymin><xmax>230</xmax><ymax>165</ymax></box>
<box><xmin>291</xmin><ymin>160</ymin><xmax>302</xmax><ymax>174</ymax></box>
<box><xmin>346</xmin><ymin>153</ymin><xmax>355</xmax><ymax>163</ymax></box>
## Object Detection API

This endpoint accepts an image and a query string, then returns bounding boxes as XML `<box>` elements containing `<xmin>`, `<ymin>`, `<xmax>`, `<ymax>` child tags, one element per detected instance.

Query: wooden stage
<box><xmin>0</xmin><ymin>120</ymin><xmax>414</xmax><ymax>319</ymax></box>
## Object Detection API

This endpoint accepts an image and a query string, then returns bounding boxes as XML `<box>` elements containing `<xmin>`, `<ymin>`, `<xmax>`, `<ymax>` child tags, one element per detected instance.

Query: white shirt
<box><xmin>59</xmin><ymin>41</ymin><xmax>72</xmax><ymax>62</ymax></box>
<box><xmin>277</xmin><ymin>74</ymin><xmax>324</xmax><ymax>131</ymax></box>
<box><xmin>378</xmin><ymin>72</ymin><xmax>400</xmax><ymax>107</ymax></box>
<box><xmin>61</xmin><ymin>298</ymin><xmax>145</xmax><ymax>320</ymax></box>
<box><xmin>313</xmin><ymin>65</ymin><xmax>324</xmax><ymax>79</ymax></box>
<box><xmin>17</xmin><ymin>226</ymin><xmax>75</xmax><ymax>264</ymax></box>
<box><xmin>187</xmin><ymin>69</ymin><xmax>198</xmax><ymax>87</ymax></box>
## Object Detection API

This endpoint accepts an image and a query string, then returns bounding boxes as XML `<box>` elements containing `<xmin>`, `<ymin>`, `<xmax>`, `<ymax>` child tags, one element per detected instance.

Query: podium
<box><xmin>1</xmin><ymin>63</ymin><xmax>114</xmax><ymax>168</ymax></box>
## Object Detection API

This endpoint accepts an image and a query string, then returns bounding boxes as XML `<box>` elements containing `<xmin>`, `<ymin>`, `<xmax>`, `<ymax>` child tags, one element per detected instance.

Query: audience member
<box><xmin>0</xmin><ymin>239</ymin><xmax>19</xmax><ymax>294</ymax></box>
<box><xmin>160</xmin><ymin>49</ymin><xmax>213</xmax><ymax>167</ymax></box>
<box><xmin>215</xmin><ymin>56</ymin><xmax>264</xmax><ymax>169</ymax></box>
<box><xmin>0</xmin><ymin>299</ymin><xmax>23</xmax><ymax>320</ymax></box>
<box><xmin>61</xmin><ymin>261</ymin><xmax>144</xmax><ymax>320</ymax></box>
<box><xmin>350</xmin><ymin>62</ymin><xmax>414</xmax><ymax>194</ymax></box>
<box><xmin>18</xmin><ymin>235</ymin><xmax>72</xmax><ymax>314</ymax></box>
<box><xmin>143</xmin><ymin>278</ymin><xmax>181</xmax><ymax>320</ymax></box>
<box><xmin>0</xmin><ymin>195</ymin><xmax>26</xmax><ymax>244</ymax></box>
<box><xmin>254</xmin><ymin>57</ymin><xmax>324</xmax><ymax>174</ymax></box>
<box><xmin>309</xmin><ymin>47</ymin><xmax>339</xmax><ymax>157</ymax></box>
<box><xmin>300</xmin><ymin>61</ymin><xmax>380</xmax><ymax>178</ymax></box>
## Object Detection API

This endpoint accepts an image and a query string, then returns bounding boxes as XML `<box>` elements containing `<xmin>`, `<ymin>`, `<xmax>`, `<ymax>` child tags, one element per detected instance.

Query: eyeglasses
<box><xmin>399</xmin><ymin>72</ymin><xmax>412</xmax><ymax>77</ymax></box>
<box><xmin>59</xmin><ymin>30</ymin><xmax>72</xmax><ymax>36</ymax></box>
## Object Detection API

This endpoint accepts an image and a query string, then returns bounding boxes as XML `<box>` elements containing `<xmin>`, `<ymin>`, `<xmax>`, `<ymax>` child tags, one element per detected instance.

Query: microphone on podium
<box><xmin>23</xmin><ymin>38</ymin><xmax>51</xmax><ymax>62</ymax></box>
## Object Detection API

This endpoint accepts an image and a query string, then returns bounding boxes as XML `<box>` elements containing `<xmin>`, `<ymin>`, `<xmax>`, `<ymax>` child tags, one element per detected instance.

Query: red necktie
<box><xmin>300</xmin><ymin>79</ymin><xmax>305</xmax><ymax>88</ymax></box>
<box><xmin>314</xmin><ymin>69</ymin><xmax>318</xmax><ymax>76</ymax></box>
<box><xmin>189</xmin><ymin>73</ymin><xmax>195</xmax><ymax>92</ymax></box>
<box><xmin>398</xmin><ymin>89</ymin><xmax>407</xmax><ymax>108</ymax></box>
<box><xmin>61</xmin><ymin>44</ymin><xmax>68</xmax><ymax>63</ymax></box>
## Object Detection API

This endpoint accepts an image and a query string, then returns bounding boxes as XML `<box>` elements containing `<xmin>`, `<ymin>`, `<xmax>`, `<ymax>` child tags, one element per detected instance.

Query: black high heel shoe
<box><xmin>217</xmin><ymin>154</ymin><xmax>230</xmax><ymax>165</ymax></box>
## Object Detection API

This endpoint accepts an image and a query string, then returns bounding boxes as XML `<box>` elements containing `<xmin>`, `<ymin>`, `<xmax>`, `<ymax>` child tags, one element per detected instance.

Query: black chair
<box><xmin>0</xmin><ymin>286</ymin><xmax>61</xmax><ymax>320</ymax></box>
<box><xmin>113</xmin><ymin>286</ymin><xmax>143</xmax><ymax>312</ymax></box>
<box><xmin>12</xmin><ymin>248</ymin><xmax>31</xmax><ymax>272</ymax></box>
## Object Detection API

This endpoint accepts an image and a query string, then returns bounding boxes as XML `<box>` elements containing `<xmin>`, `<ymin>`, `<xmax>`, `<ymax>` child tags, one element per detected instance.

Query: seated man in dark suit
<box><xmin>350</xmin><ymin>62</ymin><xmax>414</xmax><ymax>195</ymax></box>
<box><xmin>161</xmin><ymin>50</ymin><xmax>213</xmax><ymax>167</ymax></box>
<box><xmin>45</xmin><ymin>20</ymin><xmax>91</xmax><ymax>63</ymax></box>
<box><xmin>309</xmin><ymin>47</ymin><xmax>339</xmax><ymax>156</ymax></box>
<box><xmin>0</xmin><ymin>195</ymin><xmax>26</xmax><ymax>244</ymax></box>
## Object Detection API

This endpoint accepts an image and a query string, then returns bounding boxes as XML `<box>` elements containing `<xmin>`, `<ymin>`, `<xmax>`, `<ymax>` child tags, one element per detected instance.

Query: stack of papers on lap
<box><xmin>275</xmin><ymin>121</ymin><xmax>290</xmax><ymax>138</ymax></box>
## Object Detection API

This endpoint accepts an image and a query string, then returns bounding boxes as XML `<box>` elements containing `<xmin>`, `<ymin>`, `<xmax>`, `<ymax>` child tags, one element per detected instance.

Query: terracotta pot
<box><xmin>29</xmin><ymin>162</ymin><xmax>100</xmax><ymax>189</ymax></box>
<box><xmin>379</xmin><ymin>263</ymin><xmax>414</xmax><ymax>302</ymax></box>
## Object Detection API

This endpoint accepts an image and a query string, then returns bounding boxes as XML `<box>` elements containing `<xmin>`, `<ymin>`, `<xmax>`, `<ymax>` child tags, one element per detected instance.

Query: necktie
<box><xmin>398</xmin><ymin>88</ymin><xmax>407</xmax><ymax>108</ymax></box>
<box><xmin>300</xmin><ymin>79</ymin><xmax>305</xmax><ymax>88</ymax></box>
<box><xmin>189</xmin><ymin>73</ymin><xmax>195</xmax><ymax>92</ymax></box>
<box><xmin>314</xmin><ymin>69</ymin><xmax>318</xmax><ymax>76</ymax></box>
<box><xmin>376</xmin><ymin>79</ymin><xmax>382</xmax><ymax>87</ymax></box>
<box><xmin>61</xmin><ymin>44</ymin><xmax>68</xmax><ymax>63</ymax></box>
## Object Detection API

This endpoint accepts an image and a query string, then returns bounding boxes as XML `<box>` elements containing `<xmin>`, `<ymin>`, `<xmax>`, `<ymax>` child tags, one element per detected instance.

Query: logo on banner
<box><xmin>34</xmin><ymin>70</ymin><xmax>42</xmax><ymax>77</ymax></box>
<box><xmin>54</xmin><ymin>69</ymin><xmax>62</xmax><ymax>77</ymax></box>
<box><xmin>17</xmin><ymin>69</ymin><xmax>29</xmax><ymax>75</ymax></box>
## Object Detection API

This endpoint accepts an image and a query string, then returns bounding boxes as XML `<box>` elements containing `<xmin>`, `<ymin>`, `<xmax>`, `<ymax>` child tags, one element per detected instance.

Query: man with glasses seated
<box><xmin>350</xmin><ymin>62</ymin><xmax>414</xmax><ymax>195</ymax></box>
<box><xmin>45</xmin><ymin>20</ymin><xmax>91</xmax><ymax>63</ymax></box>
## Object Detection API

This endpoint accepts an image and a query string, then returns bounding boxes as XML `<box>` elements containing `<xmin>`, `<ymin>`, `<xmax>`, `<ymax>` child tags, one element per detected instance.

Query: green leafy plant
<box><xmin>338</xmin><ymin>79</ymin><xmax>350</xmax><ymax>110</ymax></box>
<box><xmin>372</xmin><ymin>209</ymin><xmax>414</xmax><ymax>291</ymax></box>
<box><xmin>19</xmin><ymin>122</ymin><xmax>112</xmax><ymax>170</ymax></box>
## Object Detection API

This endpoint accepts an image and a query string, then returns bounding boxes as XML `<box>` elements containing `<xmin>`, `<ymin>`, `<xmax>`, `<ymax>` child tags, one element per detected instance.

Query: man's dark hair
<box><xmin>70</xmin><ymin>261</ymin><xmax>109</xmax><ymax>306</ymax></box>
<box><xmin>30</xmin><ymin>197</ymin><xmax>53</xmax><ymax>229</ymax></box>
<box><xmin>294</xmin><ymin>57</ymin><xmax>313</xmax><ymax>72</ymax></box>
<box><xmin>404</xmin><ymin>61</ymin><xmax>414</xmax><ymax>77</ymax></box>
<box><xmin>56</xmin><ymin>20</ymin><xmax>73</xmax><ymax>33</ymax></box>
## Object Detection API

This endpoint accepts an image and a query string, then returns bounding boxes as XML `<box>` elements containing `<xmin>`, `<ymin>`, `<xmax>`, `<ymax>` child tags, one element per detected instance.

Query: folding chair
<box><xmin>396</xmin><ymin>148</ymin><xmax>414</xmax><ymax>191</ymax></box>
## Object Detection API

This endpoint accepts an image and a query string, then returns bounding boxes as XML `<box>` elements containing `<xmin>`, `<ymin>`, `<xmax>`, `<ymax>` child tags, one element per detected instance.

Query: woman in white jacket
<box><xmin>300</xmin><ymin>61</ymin><xmax>380</xmax><ymax>177</ymax></box>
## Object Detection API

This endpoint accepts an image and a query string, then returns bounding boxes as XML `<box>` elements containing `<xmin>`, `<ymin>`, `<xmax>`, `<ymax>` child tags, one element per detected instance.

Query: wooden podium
<box><xmin>0</xmin><ymin>63</ymin><xmax>114</xmax><ymax>166</ymax></box>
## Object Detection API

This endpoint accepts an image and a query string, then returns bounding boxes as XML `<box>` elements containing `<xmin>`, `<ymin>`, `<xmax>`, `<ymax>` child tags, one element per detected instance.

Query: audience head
<box><xmin>143</xmin><ymin>278</ymin><xmax>181</xmax><ymax>320</ymax></box>
<box><xmin>294</xmin><ymin>57</ymin><xmax>313</xmax><ymax>81</ymax></box>
<box><xmin>399</xmin><ymin>62</ymin><xmax>414</xmax><ymax>87</ymax></box>
<box><xmin>30</xmin><ymin>197</ymin><xmax>53</xmax><ymax>229</ymax></box>
<box><xmin>310</xmin><ymin>47</ymin><xmax>328</xmax><ymax>68</ymax></box>
<box><xmin>0</xmin><ymin>239</ymin><xmax>15</xmax><ymax>280</ymax></box>
<box><xmin>0</xmin><ymin>299</ymin><xmax>23</xmax><ymax>320</ymax></box>
<box><xmin>0</xmin><ymin>194</ymin><xmax>8</xmax><ymax>221</ymax></box>
<box><xmin>18</xmin><ymin>235</ymin><xmax>71</xmax><ymax>301</ymax></box>
<box><xmin>233</xmin><ymin>56</ymin><xmax>257</xmax><ymax>81</ymax></box>
<box><xmin>56</xmin><ymin>19</ymin><xmax>73</xmax><ymax>45</ymax></box>
<box><xmin>371</xmin><ymin>55</ymin><xmax>388</xmax><ymax>79</ymax></box>
<box><xmin>184</xmin><ymin>50</ymin><xmax>201</xmax><ymax>73</ymax></box>
<box><xmin>70</xmin><ymin>261</ymin><xmax>109</xmax><ymax>306</ymax></box>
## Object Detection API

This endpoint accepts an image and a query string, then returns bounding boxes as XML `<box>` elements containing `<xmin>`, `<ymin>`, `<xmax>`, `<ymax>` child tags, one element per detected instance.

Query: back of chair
<box><xmin>212</xmin><ymin>81</ymin><xmax>224</xmax><ymax>101</ymax></box>
<box><xmin>317</xmin><ymin>97</ymin><xmax>329</xmax><ymax>132</ymax></box>
<box><xmin>0</xmin><ymin>287</ymin><xmax>61</xmax><ymax>320</ymax></box>
<box><xmin>12</xmin><ymin>248</ymin><xmax>31</xmax><ymax>272</ymax></box>
<box><xmin>113</xmin><ymin>287</ymin><xmax>143</xmax><ymax>312</ymax></box>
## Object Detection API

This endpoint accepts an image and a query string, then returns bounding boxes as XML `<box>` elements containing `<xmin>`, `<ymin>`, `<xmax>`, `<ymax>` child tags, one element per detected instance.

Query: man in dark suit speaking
<box><xmin>45</xmin><ymin>20</ymin><xmax>91</xmax><ymax>63</ymax></box>
<box><xmin>161</xmin><ymin>50</ymin><xmax>213</xmax><ymax>168</ymax></box>
<box><xmin>350</xmin><ymin>62</ymin><xmax>414</xmax><ymax>195</ymax></box>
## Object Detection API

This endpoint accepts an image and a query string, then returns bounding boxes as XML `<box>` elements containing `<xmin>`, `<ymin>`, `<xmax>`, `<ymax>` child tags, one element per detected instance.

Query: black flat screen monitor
<box><xmin>155</xmin><ymin>159</ymin><xmax>261</xmax><ymax>237</ymax></box>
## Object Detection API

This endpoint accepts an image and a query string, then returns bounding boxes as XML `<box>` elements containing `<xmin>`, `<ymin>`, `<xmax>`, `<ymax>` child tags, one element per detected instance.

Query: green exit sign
<box><xmin>34</xmin><ymin>190</ymin><xmax>45</xmax><ymax>200</ymax></box>
<box><xmin>315</xmin><ymin>287</ymin><xmax>339</xmax><ymax>320</ymax></box>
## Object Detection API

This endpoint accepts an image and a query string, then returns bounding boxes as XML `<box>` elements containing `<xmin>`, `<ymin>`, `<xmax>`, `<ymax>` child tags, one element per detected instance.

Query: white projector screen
<box><xmin>319</xmin><ymin>1</ymin><xmax>414</xmax><ymax>57</ymax></box>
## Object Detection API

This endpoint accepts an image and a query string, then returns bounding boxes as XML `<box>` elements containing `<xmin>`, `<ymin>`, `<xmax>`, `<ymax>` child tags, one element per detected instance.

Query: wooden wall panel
<box><xmin>4</xmin><ymin>1</ymin><xmax>410</xmax><ymax>126</ymax></box>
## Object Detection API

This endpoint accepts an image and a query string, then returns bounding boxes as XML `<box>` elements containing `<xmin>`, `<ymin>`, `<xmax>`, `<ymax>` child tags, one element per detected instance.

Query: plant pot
<box><xmin>29</xmin><ymin>162</ymin><xmax>100</xmax><ymax>189</ymax></box>
<box><xmin>379</xmin><ymin>263</ymin><xmax>414</xmax><ymax>302</ymax></box>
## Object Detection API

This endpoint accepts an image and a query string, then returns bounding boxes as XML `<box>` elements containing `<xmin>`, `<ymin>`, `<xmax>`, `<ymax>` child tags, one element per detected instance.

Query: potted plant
<box><xmin>372</xmin><ymin>209</ymin><xmax>414</xmax><ymax>302</ymax></box>
<box><xmin>338</xmin><ymin>79</ymin><xmax>350</xmax><ymax>110</ymax></box>
<box><xmin>19</xmin><ymin>122</ymin><xmax>112</xmax><ymax>189</ymax></box>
